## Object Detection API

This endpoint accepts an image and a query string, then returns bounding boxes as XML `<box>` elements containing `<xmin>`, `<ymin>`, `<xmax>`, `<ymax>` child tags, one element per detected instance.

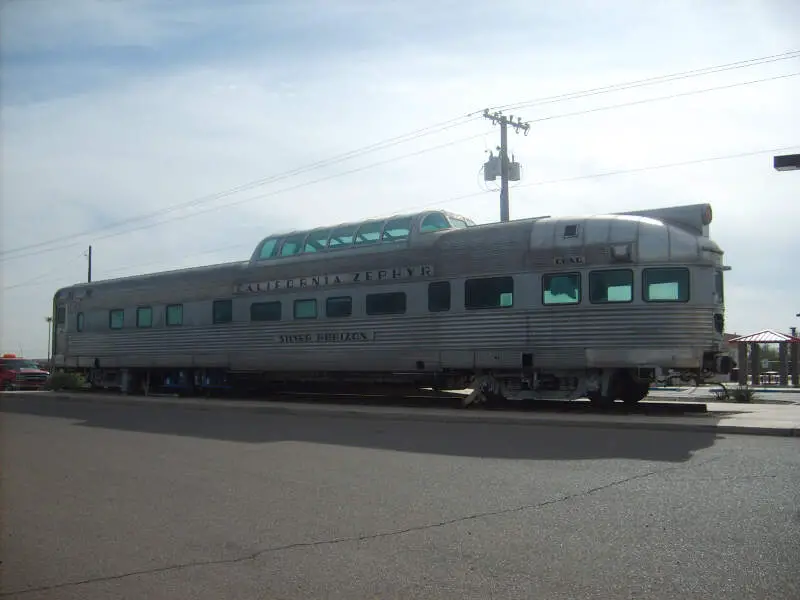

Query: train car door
<box><xmin>53</xmin><ymin>301</ymin><xmax>68</xmax><ymax>366</ymax></box>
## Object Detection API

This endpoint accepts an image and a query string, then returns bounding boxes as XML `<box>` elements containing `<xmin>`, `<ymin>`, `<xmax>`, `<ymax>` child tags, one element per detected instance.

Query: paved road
<box><xmin>2</xmin><ymin>397</ymin><xmax>799</xmax><ymax>600</ymax></box>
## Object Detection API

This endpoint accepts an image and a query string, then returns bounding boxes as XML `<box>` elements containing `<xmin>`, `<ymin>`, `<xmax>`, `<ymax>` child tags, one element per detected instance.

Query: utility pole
<box><xmin>482</xmin><ymin>109</ymin><xmax>530</xmax><ymax>222</ymax></box>
<box><xmin>45</xmin><ymin>316</ymin><xmax>53</xmax><ymax>364</ymax></box>
<box><xmin>87</xmin><ymin>245</ymin><xmax>92</xmax><ymax>283</ymax></box>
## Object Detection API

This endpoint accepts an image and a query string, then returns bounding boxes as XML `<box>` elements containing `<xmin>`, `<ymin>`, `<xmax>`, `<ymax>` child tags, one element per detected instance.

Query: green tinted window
<box><xmin>109</xmin><ymin>309</ymin><xmax>124</xmax><ymax>329</ymax></box>
<box><xmin>326</xmin><ymin>296</ymin><xmax>352</xmax><ymax>318</ymax></box>
<box><xmin>589</xmin><ymin>270</ymin><xmax>633</xmax><ymax>304</ymax></box>
<box><xmin>465</xmin><ymin>277</ymin><xmax>514</xmax><ymax>309</ymax></box>
<box><xmin>382</xmin><ymin>217</ymin><xmax>412</xmax><ymax>242</ymax></box>
<box><xmin>354</xmin><ymin>221</ymin><xmax>383</xmax><ymax>245</ymax></box>
<box><xmin>644</xmin><ymin>268</ymin><xmax>690</xmax><ymax>302</ymax></box>
<box><xmin>328</xmin><ymin>226</ymin><xmax>355</xmax><ymax>249</ymax></box>
<box><xmin>166</xmin><ymin>304</ymin><xmax>183</xmax><ymax>326</ymax></box>
<box><xmin>258</xmin><ymin>239</ymin><xmax>279</xmax><ymax>259</ymax></box>
<box><xmin>213</xmin><ymin>300</ymin><xmax>233</xmax><ymax>324</ymax></box>
<box><xmin>543</xmin><ymin>273</ymin><xmax>581</xmax><ymax>305</ymax></box>
<box><xmin>251</xmin><ymin>301</ymin><xmax>282</xmax><ymax>321</ymax></box>
<box><xmin>137</xmin><ymin>306</ymin><xmax>153</xmax><ymax>328</ymax></box>
<box><xmin>294</xmin><ymin>299</ymin><xmax>317</xmax><ymax>319</ymax></box>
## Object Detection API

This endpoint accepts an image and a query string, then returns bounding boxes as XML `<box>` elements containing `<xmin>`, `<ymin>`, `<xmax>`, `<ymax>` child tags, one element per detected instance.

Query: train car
<box><xmin>50</xmin><ymin>203</ymin><xmax>732</xmax><ymax>404</ymax></box>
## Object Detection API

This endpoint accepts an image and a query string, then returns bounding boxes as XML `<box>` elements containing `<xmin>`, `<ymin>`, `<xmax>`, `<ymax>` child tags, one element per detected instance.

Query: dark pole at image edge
<box><xmin>773</xmin><ymin>153</ymin><xmax>800</xmax><ymax>171</ymax></box>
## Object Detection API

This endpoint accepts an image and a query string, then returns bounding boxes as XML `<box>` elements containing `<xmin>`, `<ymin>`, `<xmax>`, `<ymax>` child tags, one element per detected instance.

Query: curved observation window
<box><xmin>328</xmin><ymin>226</ymin><xmax>355</xmax><ymax>249</ymax></box>
<box><xmin>354</xmin><ymin>221</ymin><xmax>383</xmax><ymax>245</ymax></box>
<box><xmin>258</xmin><ymin>238</ymin><xmax>279</xmax><ymax>259</ymax></box>
<box><xmin>382</xmin><ymin>217</ymin><xmax>412</xmax><ymax>242</ymax></box>
<box><xmin>420</xmin><ymin>212</ymin><xmax>451</xmax><ymax>233</ymax></box>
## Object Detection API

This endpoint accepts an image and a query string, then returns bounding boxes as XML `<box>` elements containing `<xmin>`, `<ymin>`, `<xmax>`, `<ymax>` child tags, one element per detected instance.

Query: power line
<box><xmin>9</xmin><ymin>142</ymin><xmax>794</xmax><ymax>291</ymax></box>
<box><xmin>0</xmin><ymin>115</ymin><xmax>481</xmax><ymax>259</ymax></box>
<box><xmin>490</xmin><ymin>49</ymin><xmax>800</xmax><ymax>113</ymax></box>
<box><xmin>522</xmin><ymin>71</ymin><xmax>800</xmax><ymax>125</ymax></box>
<box><xmin>1</xmin><ymin>252</ymin><xmax>86</xmax><ymax>291</ymax></box>
<box><xmin>4</xmin><ymin>52</ymin><xmax>798</xmax><ymax>263</ymax></box>
<box><xmin>0</xmin><ymin>129</ymin><xmax>495</xmax><ymax>264</ymax></box>
<box><xmin>2</xmin><ymin>242</ymin><xmax>253</xmax><ymax>292</ymax></box>
<box><xmin>3</xmin><ymin>50</ymin><xmax>796</xmax><ymax>261</ymax></box>
<box><xmin>385</xmin><ymin>144</ymin><xmax>800</xmax><ymax>215</ymax></box>
<box><xmin>6</xmin><ymin>70</ymin><xmax>795</xmax><ymax>266</ymax></box>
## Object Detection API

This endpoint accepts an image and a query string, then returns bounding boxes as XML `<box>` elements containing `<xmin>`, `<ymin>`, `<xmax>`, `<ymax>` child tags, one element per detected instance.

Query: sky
<box><xmin>1</xmin><ymin>0</ymin><xmax>799</xmax><ymax>358</ymax></box>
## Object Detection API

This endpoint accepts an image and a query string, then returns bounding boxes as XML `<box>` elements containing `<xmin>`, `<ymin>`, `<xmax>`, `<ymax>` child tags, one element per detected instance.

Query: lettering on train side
<box><xmin>554</xmin><ymin>256</ymin><xmax>585</xmax><ymax>265</ymax></box>
<box><xmin>234</xmin><ymin>265</ymin><xmax>434</xmax><ymax>294</ymax></box>
<box><xmin>277</xmin><ymin>331</ymin><xmax>376</xmax><ymax>344</ymax></box>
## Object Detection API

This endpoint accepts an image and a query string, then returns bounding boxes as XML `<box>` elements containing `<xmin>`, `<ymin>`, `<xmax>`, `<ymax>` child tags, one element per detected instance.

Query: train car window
<box><xmin>109</xmin><ymin>309</ymin><xmax>124</xmax><ymax>329</ymax></box>
<box><xmin>465</xmin><ymin>277</ymin><xmax>514</xmax><ymax>309</ymax></box>
<box><xmin>258</xmin><ymin>238</ymin><xmax>279</xmax><ymax>260</ymax></box>
<box><xmin>136</xmin><ymin>307</ymin><xmax>153</xmax><ymax>328</ymax></box>
<box><xmin>428</xmin><ymin>281</ymin><xmax>451</xmax><ymax>312</ymax></box>
<box><xmin>366</xmin><ymin>292</ymin><xmax>406</xmax><ymax>315</ymax></box>
<box><xmin>714</xmin><ymin>270</ymin><xmax>724</xmax><ymax>303</ymax></box>
<box><xmin>326</xmin><ymin>296</ymin><xmax>352</xmax><ymax>318</ymax></box>
<box><xmin>56</xmin><ymin>306</ymin><xmax>66</xmax><ymax>325</ymax></box>
<box><xmin>643</xmin><ymin>268</ymin><xmax>690</xmax><ymax>302</ymax></box>
<box><xmin>303</xmin><ymin>230</ymin><xmax>330</xmax><ymax>253</ymax></box>
<box><xmin>213</xmin><ymin>300</ymin><xmax>233</xmax><ymax>324</ymax></box>
<box><xmin>251</xmin><ymin>301</ymin><xmax>282</xmax><ymax>321</ymax></box>
<box><xmin>279</xmin><ymin>234</ymin><xmax>305</xmax><ymax>257</ymax></box>
<box><xmin>328</xmin><ymin>226</ymin><xmax>355</xmax><ymax>248</ymax></box>
<box><xmin>354</xmin><ymin>221</ymin><xmax>383</xmax><ymax>245</ymax></box>
<box><xmin>166</xmin><ymin>304</ymin><xmax>183</xmax><ymax>326</ymax></box>
<box><xmin>542</xmin><ymin>273</ymin><xmax>581</xmax><ymax>305</ymax></box>
<box><xmin>588</xmin><ymin>270</ymin><xmax>633</xmax><ymax>303</ymax></box>
<box><xmin>294</xmin><ymin>299</ymin><xmax>317</xmax><ymax>319</ymax></box>
<box><xmin>420</xmin><ymin>212</ymin><xmax>451</xmax><ymax>233</ymax></box>
<box><xmin>76</xmin><ymin>312</ymin><xmax>85</xmax><ymax>332</ymax></box>
<box><xmin>382</xmin><ymin>217</ymin><xmax>412</xmax><ymax>242</ymax></box>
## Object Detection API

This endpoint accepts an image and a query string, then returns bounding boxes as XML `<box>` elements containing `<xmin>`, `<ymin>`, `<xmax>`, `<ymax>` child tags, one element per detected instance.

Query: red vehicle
<box><xmin>0</xmin><ymin>354</ymin><xmax>50</xmax><ymax>391</ymax></box>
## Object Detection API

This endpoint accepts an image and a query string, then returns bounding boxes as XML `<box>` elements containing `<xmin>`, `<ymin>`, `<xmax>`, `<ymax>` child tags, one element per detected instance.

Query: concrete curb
<box><xmin>654</xmin><ymin>387</ymin><xmax>799</xmax><ymax>394</ymax></box>
<box><xmin>3</xmin><ymin>391</ymin><xmax>797</xmax><ymax>438</ymax></box>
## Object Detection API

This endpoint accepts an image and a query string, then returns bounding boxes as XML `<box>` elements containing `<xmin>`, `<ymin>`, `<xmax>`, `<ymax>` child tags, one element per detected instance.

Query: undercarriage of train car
<box><xmin>67</xmin><ymin>347</ymin><xmax>732</xmax><ymax>409</ymax></box>
<box><xmin>465</xmin><ymin>349</ymin><xmax>734</xmax><ymax>406</ymax></box>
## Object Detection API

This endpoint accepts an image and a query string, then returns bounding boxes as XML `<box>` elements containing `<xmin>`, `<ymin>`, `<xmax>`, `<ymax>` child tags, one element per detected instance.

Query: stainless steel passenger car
<box><xmin>51</xmin><ymin>203</ymin><xmax>732</xmax><ymax>403</ymax></box>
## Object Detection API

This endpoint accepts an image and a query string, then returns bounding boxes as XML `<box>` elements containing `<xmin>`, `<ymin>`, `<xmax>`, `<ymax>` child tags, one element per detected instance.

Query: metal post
<box><xmin>750</xmin><ymin>344</ymin><xmax>761</xmax><ymax>386</ymax></box>
<box><xmin>737</xmin><ymin>343</ymin><xmax>748</xmax><ymax>385</ymax></box>
<box><xmin>87</xmin><ymin>245</ymin><xmax>92</xmax><ymax>283</ymax></box>
<box><xmin>779</xmin><ymin>343</ymin><xmax>789</xmax><ymax>386</ymax></box>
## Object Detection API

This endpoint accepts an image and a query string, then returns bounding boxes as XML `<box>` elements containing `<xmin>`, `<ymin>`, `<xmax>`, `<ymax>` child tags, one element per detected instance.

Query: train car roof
<box><xmin>53</xmin><ymin>203</ymin><xmax>716</xmax><ymax>298</ymax></box>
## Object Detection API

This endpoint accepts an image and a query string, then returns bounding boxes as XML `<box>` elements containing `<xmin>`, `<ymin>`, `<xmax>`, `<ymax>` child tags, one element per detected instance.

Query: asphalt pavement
<box><xmin>2</xmin><ymin>397</ymin><xmax>799</xmax><ymax>599</ymax></box>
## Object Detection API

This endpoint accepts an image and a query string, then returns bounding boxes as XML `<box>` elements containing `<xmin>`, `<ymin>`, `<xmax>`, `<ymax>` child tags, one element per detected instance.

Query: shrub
<box><xmin>728</xmin><ymin>384</ymin><xmax>759</xmax><ymax>403</ymax></box>
<box><xmin>44</xmin><ymin>371</ymin><xmax>86</xmax><ymax>391</ymax></box>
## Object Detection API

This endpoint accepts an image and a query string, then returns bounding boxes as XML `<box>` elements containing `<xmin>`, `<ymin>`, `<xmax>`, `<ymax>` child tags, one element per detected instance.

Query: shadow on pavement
<box><xmin>1</xmin><ymin>395</ymin><xmax>721</xmax><ymax>463</ymax></box>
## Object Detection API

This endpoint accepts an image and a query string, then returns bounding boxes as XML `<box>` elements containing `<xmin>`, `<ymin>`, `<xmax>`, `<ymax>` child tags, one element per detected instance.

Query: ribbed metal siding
<box><xmin>64</xmin><ymin>305</ymin><xmax>715</xmax><ymax>370</ymax></box>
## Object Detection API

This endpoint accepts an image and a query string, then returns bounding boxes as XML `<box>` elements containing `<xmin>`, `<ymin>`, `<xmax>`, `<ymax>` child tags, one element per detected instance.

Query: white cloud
<box><xmin>2</xmin><ymin>0</ymin><xmax>799</xmax><ymax>357</ymax></box>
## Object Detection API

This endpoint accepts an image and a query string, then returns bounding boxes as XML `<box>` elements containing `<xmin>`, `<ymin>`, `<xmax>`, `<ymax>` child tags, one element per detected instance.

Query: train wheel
<box><xmin>617</xmin><ymin>373</ymin><xmax>650</xmax><ymax>405</ymax></box>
